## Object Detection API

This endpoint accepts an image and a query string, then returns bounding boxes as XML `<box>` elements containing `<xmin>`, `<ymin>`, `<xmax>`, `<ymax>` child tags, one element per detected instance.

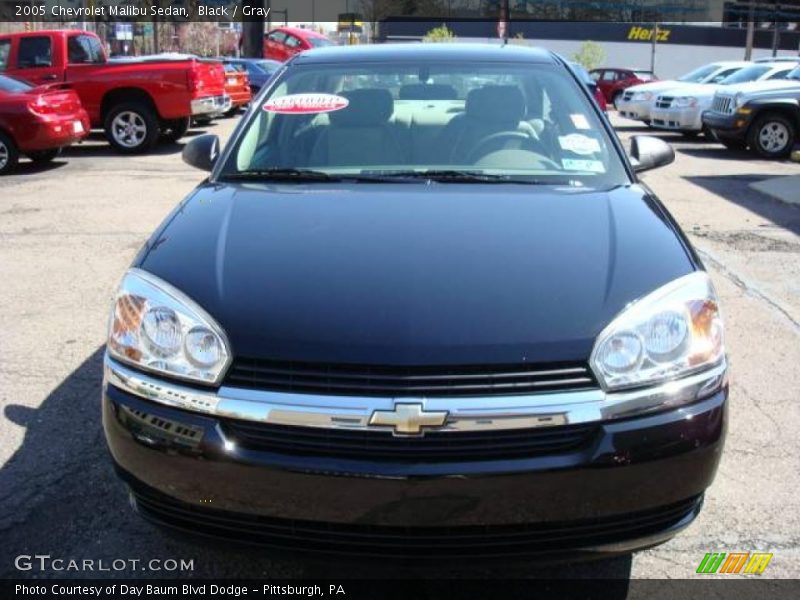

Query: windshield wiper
<box><xmin>221</xmin><ymin>168</ymin><xmax>342</xmax><ymax>182</ymax></box>
<box><xmin>366</xmin><ymin>170</ymin><xmax>553</xmax><ymax>184</ymax></box>
<box><xmin>220</xmin><ymin>168</ymin><xmax>418</xmax><ymax>184</ymax></box>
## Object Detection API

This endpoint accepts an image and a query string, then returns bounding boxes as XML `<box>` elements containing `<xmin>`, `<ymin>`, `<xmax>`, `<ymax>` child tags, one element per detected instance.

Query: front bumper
<box><xmin>651</xmin><ymin>106</ymin><xmax>704</xmax><ymax>131</ymax></box>
<box><xmin>702</xmin><ymin>110</ymin><xmax>752</xmax><ymax>139</ymax></box>
<box><xmin>617</xmin><ymin>98</ymin><xmax>654</xmax><ymax>122</ymax></box>
<box><xmin>103</xmin><ymin>358</ymin><xmax>727</xmax><ymax>559</ymax></box>
<box><xmin>190</xmin><ymin>94</ymin><xmax>232</xmax><ymax>116</ymax></box>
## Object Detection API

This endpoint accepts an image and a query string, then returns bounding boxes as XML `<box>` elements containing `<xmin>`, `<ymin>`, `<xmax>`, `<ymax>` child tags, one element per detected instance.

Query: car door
<box><xmin>264</xmin><ymin>31</ymin><xmax>288</xmax><ymax>61</ymax></box>
<box><xmin>599</xmin><ymin>70</ymin><xmax>618</xmax><ymax>101</ymax></box>
<box><xmin>9</xmin><ymin>35</ymin><xmax>61</xmax><ymax>85</ymax></box>
<box><xmin>283</xmin><ymin>34</ymin><xmax>304</xmax><ymax>58</ymax></box>
<box><xmin>63</xmin><ymin>33</ymin><xmax>107</xmax><ymax>118</ymax></box>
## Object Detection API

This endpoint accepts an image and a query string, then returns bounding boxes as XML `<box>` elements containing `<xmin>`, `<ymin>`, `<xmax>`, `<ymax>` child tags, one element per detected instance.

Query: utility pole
<box><xmin>650</xmin><ymin>22</ymin><xmax>658</xmax><ymax>73</ymax></box>
<box><xmin>242</xmin><ymin>0</ymin><xmax>266</xmax><ymax>58</ymax></box>
<box><xmin>744</xmin><ymin>2</ymin><xmax>755</xmax><ymax>61</ymax></box>
<box><xmin>771</xmin><ymin>1</ymin><xmax>781</xmax><ymax>57</ymax></box>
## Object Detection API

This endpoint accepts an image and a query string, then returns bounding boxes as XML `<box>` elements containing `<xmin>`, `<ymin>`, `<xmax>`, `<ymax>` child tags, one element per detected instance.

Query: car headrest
<box><xmin>398</xmin><ymin>84</ymin><xmax>458</xmax><ymax>100</ymax></box>
<box><xmin>466</xmin><ymin>85</ymin><xmax>525</xmax><ymax>124</ymax></box>
<box><xmin>330</xmin><ymin>88</ymin><xmax>394</xmax><ymax>127</ymax></box>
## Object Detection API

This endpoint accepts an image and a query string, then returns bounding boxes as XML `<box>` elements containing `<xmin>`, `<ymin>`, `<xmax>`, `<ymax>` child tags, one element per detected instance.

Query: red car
<box><xmin>263</xmin><ymin>27</ymin><xmax>334</xmax><ymax>62</ymax></box>
<box><xmin>221</xmin><ymin>62</ymin><xmax>251</xmax><ymax>115</ymax></box>
<box><xmin>0</xmin><ymin>30</ymin><xmax>227</xmax><ymax>153</ymax></box>
<box><xmin>589</xmin><ymin>68</ymin><xmax>657</xmax><ymax>108</ymax></box>
<box><xmin>0</xmin><ymin>74</ymin><xmax>89</xmax><ymax>175</ymax></box>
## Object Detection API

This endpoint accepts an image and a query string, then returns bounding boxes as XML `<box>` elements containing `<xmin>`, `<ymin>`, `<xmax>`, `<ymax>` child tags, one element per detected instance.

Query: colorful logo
<box><xmin>263</xmin><ymin>94</ymin><xmax>350</xmax><ymax>115</ymax></box>
<box><xmin>696</xmin><ymin>552</ymin><xmax>773</xmax><ymax>575</ymax></box>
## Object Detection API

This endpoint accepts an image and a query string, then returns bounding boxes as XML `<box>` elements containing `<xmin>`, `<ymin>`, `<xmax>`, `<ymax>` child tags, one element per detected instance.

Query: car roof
<box><xmin>292</xmin><ymin>43</ymin><xmax>558</xmax><ymax>65</ymax></box>
<box><xmin>273</xmin><ymin>26</ymin><xmax>328</xmax><ymax>39</ymax></box>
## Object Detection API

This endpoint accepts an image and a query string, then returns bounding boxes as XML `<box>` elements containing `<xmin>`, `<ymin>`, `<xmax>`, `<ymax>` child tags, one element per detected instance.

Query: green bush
<box><xmin>423</xmin><ymin>24</ymin><xmax>456</xmax><ymax>43</ymax></box>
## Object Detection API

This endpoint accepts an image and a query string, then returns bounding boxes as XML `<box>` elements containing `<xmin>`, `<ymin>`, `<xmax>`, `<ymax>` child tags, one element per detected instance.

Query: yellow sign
<box><xmin>627</xmin><ymin>26</ymin><xmax>671</xmax><ymax>43</ymax></box>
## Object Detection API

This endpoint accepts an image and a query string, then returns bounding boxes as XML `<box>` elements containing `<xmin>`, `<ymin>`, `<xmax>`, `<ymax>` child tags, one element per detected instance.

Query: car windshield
<box><xmin>787</xmin><ymin>66</ymin><xmax>800</xmax><ymax>80</ymax></box>
<box><xmin>307</xmin><ymin>37</ymin><xmax>334</xmax><ymax>48</ymax></box>
<box><xmin>678</xmin><ymin>64</ymin><xmax>722</xmax><ymax>83</ymax></box>
<box><xmin>0</xmin><ymin>74</ymin><xmax>33</xmax><ymax>93</ymax></box>
<box><xmin>720</xmin><ymin>65</ymin><xmax>771</xmax><ymax>84</ymax></box>
<box><xmin>220</xmin><ymin>60</ymin><xmax>627</xmax><ymax>187</ymax></box>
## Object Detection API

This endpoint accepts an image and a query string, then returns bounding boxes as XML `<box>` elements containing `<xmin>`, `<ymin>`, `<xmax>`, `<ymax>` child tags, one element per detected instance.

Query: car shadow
<box><xmin>685</xmin><ymin>174</ymin><xmax>800</xmax><ymax>236</ymax></box>
<box><xmin>678</xmin><ymin>145</ymin><xmax>799</xmax><ymax>163</ymax></box>
<box><xmin>3</xmin><ymin>159</ymin><xmax>68</xmax><ymax>177</ymax></box>
<box><xmin>0</xmin><ymin>347</ymin><xmax>632</xmax><ymax>584</ymax></box>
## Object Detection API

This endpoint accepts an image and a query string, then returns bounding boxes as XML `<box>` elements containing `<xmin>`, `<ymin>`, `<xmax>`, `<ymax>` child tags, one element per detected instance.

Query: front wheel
<box><xmin>0</xmin><ymin>131</ymin><xmax>20</xmax><ymax>175</ymax></box>
<box><xmin>747</xmin><ymin>113</ymin><xmax>796</xmax><ymax>159</ymax></box>
<box><xmin>161</xmin><ymin>117</ymin><xmax>191</xmax><ymax>144</ymax></box>
<box><xmin>104</xmin><ymin>102</ymin><xmax>160</xmax><ymax>154</ymax></box>
<box><xmin>27</xmin><ymin>148</ymin><xmax>61</xmax><ymax>163</ymax></box>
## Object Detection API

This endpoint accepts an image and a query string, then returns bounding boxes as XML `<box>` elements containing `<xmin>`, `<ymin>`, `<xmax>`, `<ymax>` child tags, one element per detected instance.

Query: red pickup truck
<box><xmin>0</xmin><ymin>30</ymin><xmax>228</xmax><ymax>153</ymax></box>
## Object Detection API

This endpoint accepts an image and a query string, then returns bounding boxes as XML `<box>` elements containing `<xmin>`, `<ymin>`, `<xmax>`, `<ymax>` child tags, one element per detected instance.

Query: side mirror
<box><xmin>182</xmin><ymin>134</ymin><xmax>220</xmax><ymax>172</ymax></box>
<box><xmin>630</xmin><ymin>135</ymin><xmax>675</xmax><ymax>173</ymax></box>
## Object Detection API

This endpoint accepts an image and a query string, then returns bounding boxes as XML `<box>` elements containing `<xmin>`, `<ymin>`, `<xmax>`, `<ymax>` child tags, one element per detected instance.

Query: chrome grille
<box><xmin>225</xmin><ymin>359</ymin><xmax>598</xmax><ymax>397</ymax></box>
<box><xmin>712</xmin><ymin>95</ymin><xmax>734</xmax><ymax>115</ymax></box>
<box><xmin>655</xmin><ymin>96</ymin><xmax>673</xmax><ymax>109</ymax></box>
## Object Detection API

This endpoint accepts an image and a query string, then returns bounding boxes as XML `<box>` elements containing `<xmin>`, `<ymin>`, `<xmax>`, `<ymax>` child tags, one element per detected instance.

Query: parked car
<box><xmin>754</xmin><ymin>56</ymin><xmax>800</xmax><ymax>63</ymax></box>
<box><xmin>650</xmin><ymin>62</ymin><xmax>797</xmax><ymax>137</ymax></box>
<box><xmin>0</xmin><ymin>31</ymin><xmax>227</xmax><ymax>153</ymax></box>
<box><xmin>590</xmin><ymin>67</ymin><xmax>656</xmax><ymax>107</ymax></box>
<box><xmin>220</xmin><ymin>61</ymin><xmax>252</xmax><ymax>116</ymax></box>
<box><xmin>104</xmin><ymin>44</ymin><xmax>727</xmax><ymax>561</ymax></box>
<box><xmin>263</xmin><ymin>27</ymin><xmax>334</xmax><ymax>62</ymax></box>
<box><xmin>617</xmin><ymin>61</ymin><xmax>750</xmax><ymax>124</ymax></box>
<box><xmin>572</xmin><ymin>62</ymin><xmax>607</xmax><ymax>111</ymax></box>
<box><xmin>0</xmin><ymin>74</ymin><xmax>90</xmax><ymax>174</ymax></box>
<box><xmin>703</xmin><ymin>66</ymin><xmax>800</xmax><ymax>158</ymax></box>
<box><xmin>223</xmin><ymin>58</ymin><xmax>282</xmax><ymax>95</ymax></box>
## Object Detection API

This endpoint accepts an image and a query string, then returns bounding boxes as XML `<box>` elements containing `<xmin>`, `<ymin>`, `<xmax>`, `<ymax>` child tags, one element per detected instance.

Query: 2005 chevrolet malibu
<box><xmin>103</xmin><ymin>44</ymin><xmax>727</xmax><ymax>561</ymax></box>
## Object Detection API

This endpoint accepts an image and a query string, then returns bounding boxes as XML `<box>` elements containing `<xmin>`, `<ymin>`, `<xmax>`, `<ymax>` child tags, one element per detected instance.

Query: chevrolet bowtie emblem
<box><xmin>369</xmin><ymin>403</ymin><xmax>448</xmax><ymax>436</ymax></box>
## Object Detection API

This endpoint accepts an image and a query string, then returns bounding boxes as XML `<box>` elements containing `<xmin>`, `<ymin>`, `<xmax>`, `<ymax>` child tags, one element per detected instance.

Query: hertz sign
<box><xmin>627</xmin><ymin>25</ymin><xmax>672</xmax><ymax>42</ymax></box>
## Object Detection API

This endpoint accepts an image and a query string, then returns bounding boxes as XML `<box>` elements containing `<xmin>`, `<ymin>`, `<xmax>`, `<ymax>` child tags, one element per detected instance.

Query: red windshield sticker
<box><xmin>263</xmin><ymin>93</ymin><xmax>350</xmax><ymax>114</ymax></box>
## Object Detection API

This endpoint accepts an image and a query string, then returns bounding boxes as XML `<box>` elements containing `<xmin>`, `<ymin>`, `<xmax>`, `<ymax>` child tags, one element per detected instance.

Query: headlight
<box><xmin>633</xmin><ymin>91</ymin><xmax>653</xmax><ymax>102</ymax></box>
<box><xmin>590</xmin><ymin>272</ymin><xmax>724</xmax><ymax>391</ymax></box>
<box><xmin>107</xmin><ymin>269</ymin><xmax>231</xmax><ymax>385</ymax></box>
<box><xmin>733</xmin><ymin>92</ymin><xmax>745</xmax><ymax>108</ymax></box>
<box><xmin>674</xmin><ymin>96</ymin><xmax>698</xmax><ymax>108</ymax></box>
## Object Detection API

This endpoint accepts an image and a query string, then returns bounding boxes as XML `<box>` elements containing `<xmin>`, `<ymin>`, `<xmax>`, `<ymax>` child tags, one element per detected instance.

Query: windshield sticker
<box><xmin>570</xmin><ymin>114</ymin><xmax>591</xmax><ymax>129</ymax></box>
<box><xmin>558</xmin><ymin>134</ymin><xmax>601</xmax><ymax>155</ymax></box>
<box><xmin>562</xmin><ymin>159</ymin><xmax>606</xmax><ymax>173</ymax></box>
<box><xmin>263</xmin><ymin>93</ymin><xmax>350</xmax><ymax>114</ymax></box>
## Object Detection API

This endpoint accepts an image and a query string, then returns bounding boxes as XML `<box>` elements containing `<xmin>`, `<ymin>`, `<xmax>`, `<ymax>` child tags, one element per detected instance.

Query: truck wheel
<box><xmin>748</xmin><ymin>113</ymin><xmax>796</xmax><ymax>159</ymax></box>
<box><xmin>105</xmin><ymin>102</ymin><xmax>160</xmax><ymax>154</ymax></box>
<box><xmin>0</xmin><ymin>131</ymin><xmax>19</xmax><ymax>175</ymax></box>
<box><xmin>27</xmin><ymin>148</ymin><xmax>61</xmax><ymax>163</ymax></box>
<box><xmin>161</xmin><ymin>117</ymin><xmax>191</xmax><ymax>144</ymax></box>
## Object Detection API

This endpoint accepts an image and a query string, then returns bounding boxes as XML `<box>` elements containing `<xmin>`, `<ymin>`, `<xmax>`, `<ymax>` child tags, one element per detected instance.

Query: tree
<box><xmin>571</xmin><ymin>41</ymin><xmax>606</xmax><ymax>71</ymax></box>
<box><xmin>423</xmin><ymin>24</ymin><xmax>456</xmax><ymax>43</ymax></box>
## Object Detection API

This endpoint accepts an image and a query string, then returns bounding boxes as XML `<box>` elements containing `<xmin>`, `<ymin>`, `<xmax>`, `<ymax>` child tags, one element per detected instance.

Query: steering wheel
<box><xmin>466</xmin><ymin>131</ymin><xmax>548</xmax><ymax>164</ymax></box>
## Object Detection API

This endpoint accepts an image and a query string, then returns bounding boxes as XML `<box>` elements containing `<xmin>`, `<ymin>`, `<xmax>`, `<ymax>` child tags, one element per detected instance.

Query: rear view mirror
<box><xmin>629</xmin><ymin>136</ymin><xmax>675</xmax><ymax>173</ymax></box>
<box><xmin>182</xmin><ymin>135</ymin><xmax>220</xmax><ymax>172</ymax></box>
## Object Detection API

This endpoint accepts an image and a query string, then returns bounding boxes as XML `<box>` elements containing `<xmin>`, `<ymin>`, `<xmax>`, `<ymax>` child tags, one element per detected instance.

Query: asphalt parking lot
<box><xmin>1</xmin><ymin>112</ymin><xmax>798</xmax><ymax>580</ymax></box>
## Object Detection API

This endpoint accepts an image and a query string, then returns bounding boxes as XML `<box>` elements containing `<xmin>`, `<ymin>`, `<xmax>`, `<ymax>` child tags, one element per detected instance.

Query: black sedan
<box><xmin>103</xmin><ymin>43</ymin><xmax>727</xmax><ymax>562</ymax></box>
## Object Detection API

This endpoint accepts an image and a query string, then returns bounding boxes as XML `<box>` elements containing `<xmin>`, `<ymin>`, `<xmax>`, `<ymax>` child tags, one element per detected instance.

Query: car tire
<box><xmin>0</xmin><ymin>131</ymin><xmax>20</xmax><ymax>175</ymax></box>
<box><xmin>27</xmin><ymin>148</ymin><xmax>62</xmax><ymax>163</ymax></box>
<box><xmin>161</xmin><ymin>117</ymin><xmax>191</xmax><ymax>144</ymax></box>
<box><xmin>104</xmin><ymin>102</ymin><xmax>160</xmax><ymax>154</ymax></box>
<box><xmin>747</xmin><ymin>113</ymin><xmax>796</xmax><ymax>159</ymax></box>
<box><xmin>193</xmin><ymin>117</ymin><xmax>213</xmax><ymax>127</ymax></box>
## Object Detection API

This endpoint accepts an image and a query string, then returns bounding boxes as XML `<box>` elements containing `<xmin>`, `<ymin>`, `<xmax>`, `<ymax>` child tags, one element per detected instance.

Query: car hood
<box><xmin>718</xmin><ymin>79</ymin><xmax>800</xmax><ymax>96</ymax></box>
<box><xmin>136</xmin><ymin>183</ymin><xmax>696</xmax><ymax>366</ymax></box>
<box><xmin>627</xmin><ymin>80</ymin><xmax>698</xmax><ymax>94</ymax></box>
<box><xmin>657</xmin><ymin>83</ymin><xmax>718</xmax><ymax>100</ymax></box>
